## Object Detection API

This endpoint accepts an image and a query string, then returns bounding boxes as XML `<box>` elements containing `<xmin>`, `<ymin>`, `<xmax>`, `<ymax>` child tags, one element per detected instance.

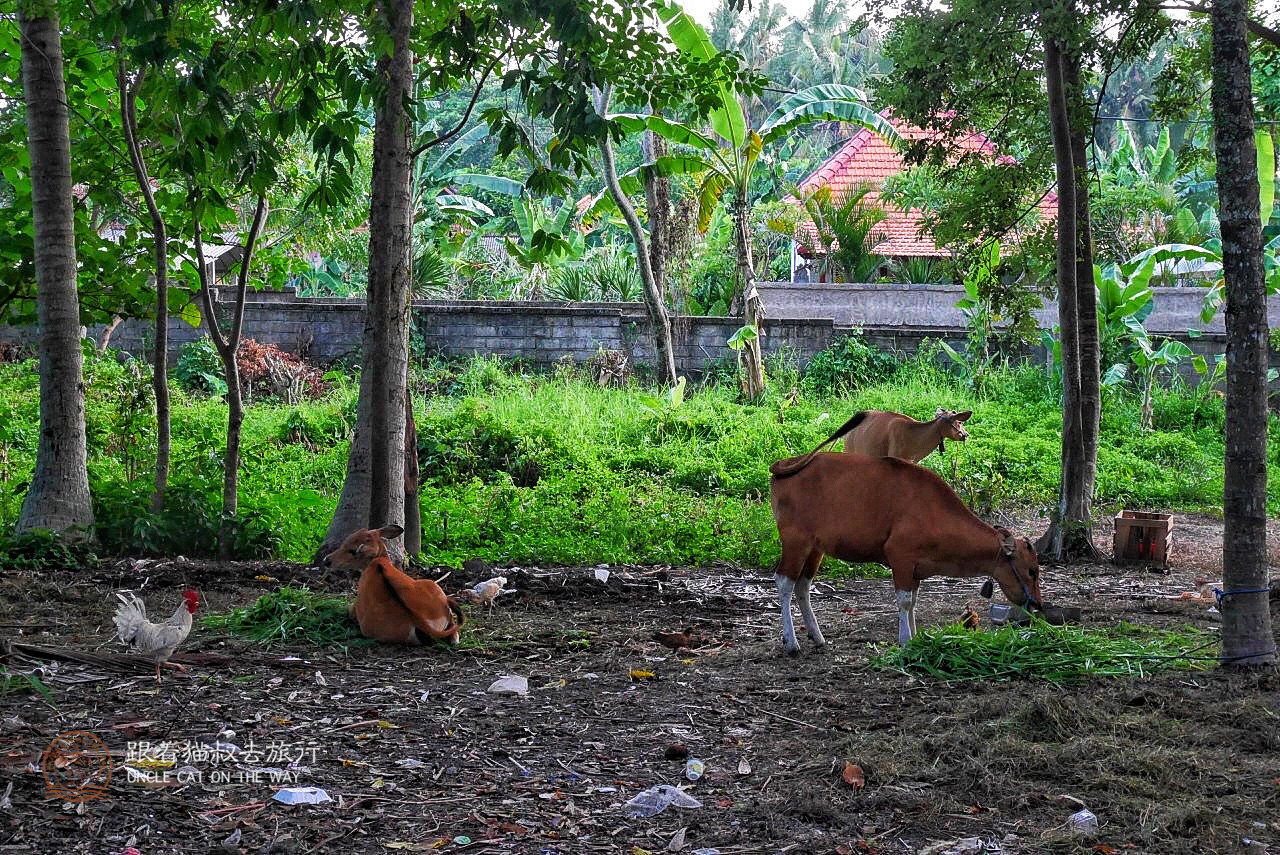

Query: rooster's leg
<box><xmin>161</xmin><ymin>661</ymin><xmax>190</xmax><ymax>673</ymax></box>
<box><xmin>154</xmin><ymin>662</ymin><xmax>162</xmax><ymax>682</ymax></box>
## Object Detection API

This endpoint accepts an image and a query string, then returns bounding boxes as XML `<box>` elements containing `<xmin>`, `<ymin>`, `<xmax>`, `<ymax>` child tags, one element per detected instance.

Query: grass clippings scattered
<box><xmin>871</xmin><ymin>618</ymin><xmax>1214</xmax><ymax>683</ymax></box>
<box><xmin>202</xmin><ymin>586</ymin><xmax>369</xmax><ymax>646</ymax></box>
<box><xmin>0</xmin><ymin>667</ymin><xmax>52</xmax><ymax>701</ymax></box>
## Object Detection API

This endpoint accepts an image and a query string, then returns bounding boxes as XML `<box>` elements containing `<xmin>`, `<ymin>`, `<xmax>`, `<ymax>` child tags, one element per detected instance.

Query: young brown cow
<box><xmin>769</xmin><ymin>452</ymin><xmax>1042</xmax><ymax>651</ymax></box>
<box><xmin>842</xmin><ymin>407</ymin><xmax>972</xmax><ymax>462</ymax></box>
<box><xmin>322</xmin><ymin>525</ymin><xmax>465</xmax><ymax>645</ymax></box>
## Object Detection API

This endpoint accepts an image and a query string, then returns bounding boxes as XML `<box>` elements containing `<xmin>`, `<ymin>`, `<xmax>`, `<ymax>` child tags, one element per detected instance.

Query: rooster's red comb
<box><xmin>182</xmin><ymin>589</ymin><xmax>199</xmax><ymax>604</ymax></box>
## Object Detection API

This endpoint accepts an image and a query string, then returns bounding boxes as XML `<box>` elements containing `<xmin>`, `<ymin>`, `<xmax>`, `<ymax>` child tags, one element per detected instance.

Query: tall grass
<box><xmin>0</xmin><ymin>343</ymin><xmax>1251</xmax><ymax>568</ymax></box>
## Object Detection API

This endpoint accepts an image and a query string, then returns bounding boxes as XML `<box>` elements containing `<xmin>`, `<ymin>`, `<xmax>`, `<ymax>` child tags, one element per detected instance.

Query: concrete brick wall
<box><xmin>0</xmin><ymin>284</ymin><xmax>1265</xmax><ymax>381</ymax></box>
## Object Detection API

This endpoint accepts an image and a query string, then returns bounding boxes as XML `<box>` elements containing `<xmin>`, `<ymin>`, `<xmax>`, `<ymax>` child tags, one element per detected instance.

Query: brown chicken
<box><xmin>652</xmin><ymin>627</ymin><xmax>695</xmax><ymax>651</ymax></box>
<box><xmin>113</xmin><ymin>590</ymin><xmax>199</xmax><ymax>681</ymax></box>
<box><xmin>960</xmin><ymin>605</ymin><xmax>981</xmax><ymax>630</ymax></box>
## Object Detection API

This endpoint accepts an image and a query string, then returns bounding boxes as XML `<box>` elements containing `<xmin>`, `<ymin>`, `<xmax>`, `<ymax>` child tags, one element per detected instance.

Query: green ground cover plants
<box><xmin>0</xmin><ymin>336</ymin><xmax>1256</xmax><ymax>568</ymax></box>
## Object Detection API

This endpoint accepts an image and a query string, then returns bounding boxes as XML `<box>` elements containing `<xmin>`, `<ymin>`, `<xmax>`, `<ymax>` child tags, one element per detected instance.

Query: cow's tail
<box><xmin>769</xmin><ymin>410</ymin><xmax>869</xmax><ymax>479</ymax></box>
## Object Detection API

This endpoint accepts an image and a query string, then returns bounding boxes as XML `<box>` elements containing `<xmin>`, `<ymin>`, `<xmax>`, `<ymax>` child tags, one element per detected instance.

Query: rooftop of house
<box><xmin>791</xmin><ymin>113</ymin><xmax>1055</xmax><ymax>259</ymax></box>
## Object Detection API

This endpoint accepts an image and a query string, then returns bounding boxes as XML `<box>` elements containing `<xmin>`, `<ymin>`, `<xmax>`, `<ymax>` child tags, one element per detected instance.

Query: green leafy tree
<box><xmin>614</xmin><ymin>5</ymin><xmax>897</xmax><ymax>399</ymax></box>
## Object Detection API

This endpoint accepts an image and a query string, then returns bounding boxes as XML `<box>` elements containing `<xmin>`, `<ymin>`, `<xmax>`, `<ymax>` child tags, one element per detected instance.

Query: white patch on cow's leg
<box><xmin>796</xmin><ymin>576</ymin><xmax>826</xmax><ymax>647</ymax></box>
<box><xmin>907</xmin><ymin>589</ymin><xmax>918</xmax><ymax>636</ymax></box>
<box><xmin>775</xmin><ymin>574</ymin><xmax>799</xmax><ymax>654</ymax></box>
<box><xmin>896</xmin><ymin>589</ymin><xmax>915</xmax><ymax>645</ymax></box>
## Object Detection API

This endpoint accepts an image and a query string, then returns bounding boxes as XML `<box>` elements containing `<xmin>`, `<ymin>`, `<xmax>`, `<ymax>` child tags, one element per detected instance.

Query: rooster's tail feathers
<box><xmin>113</xmin><ymin>592</ymin><xmax>148</xmax><ymax>642</ymax></box>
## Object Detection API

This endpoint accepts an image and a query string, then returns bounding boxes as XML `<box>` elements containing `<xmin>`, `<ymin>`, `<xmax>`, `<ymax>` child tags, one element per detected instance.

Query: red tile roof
<box><xmin>791</xmin><ymin>113</ymin><xmax>1055</xmax><ymax>259</ymax></box>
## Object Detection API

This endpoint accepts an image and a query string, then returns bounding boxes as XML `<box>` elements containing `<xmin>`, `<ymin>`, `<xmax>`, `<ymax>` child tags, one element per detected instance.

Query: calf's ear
<box><xmin>378</xmin><ymin>524</ymin><xmax>405</xmax><ymax>539</ymax></box>
<box><xmin>955</xmin><ymin>410</ymin><xmax>973</xmax><ymax>421</ymax></box>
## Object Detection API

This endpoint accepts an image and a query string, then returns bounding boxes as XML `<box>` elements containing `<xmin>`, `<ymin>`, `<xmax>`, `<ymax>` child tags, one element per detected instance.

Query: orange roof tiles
<box><xmin>791</xmin><ymin>113</ymin><xmax>1055</xmax><ymax>258</ymax></box>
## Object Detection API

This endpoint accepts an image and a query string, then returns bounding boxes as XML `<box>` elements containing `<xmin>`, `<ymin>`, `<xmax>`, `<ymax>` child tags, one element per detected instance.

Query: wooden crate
<box><xmin>1113</xmin><ymin>510</ymin><xmax>1173</xmax><ymax>571</ymax></box>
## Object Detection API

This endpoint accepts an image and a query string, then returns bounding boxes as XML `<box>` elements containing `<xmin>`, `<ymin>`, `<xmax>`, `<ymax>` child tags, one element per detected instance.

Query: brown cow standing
<box><xmin>843</xmin><ymin>408</ymin><xmax>972</xmax><ymax>462</ymax></box>
<box><xmin>769</xmin><ymin>452</ymin><xmax>1042</xmax><ymax>650</ymax></box>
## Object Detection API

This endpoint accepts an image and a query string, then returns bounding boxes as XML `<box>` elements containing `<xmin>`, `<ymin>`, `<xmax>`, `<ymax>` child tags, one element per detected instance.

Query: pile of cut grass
<box><xmin>872</xmin><ymin>619</ymin><xmax>1214</xmax><ymax>683</ymax></box>
<box><xmin>203</xmin><ymin>586</ymin><xmax>369</xmax><ymax>646</ymax></box>
<box><xmin>0</xmin><ymin>667</ymin><xmax>52</xmax><ymax>701</ymax></box>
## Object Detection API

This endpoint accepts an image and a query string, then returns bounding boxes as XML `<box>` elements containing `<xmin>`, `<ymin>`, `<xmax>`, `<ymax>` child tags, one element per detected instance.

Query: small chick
<box><xmin>457</xmin><ymin>576</ymin><xmax>509</xmax><ymax>608</ymax></box>
<box><xmin>960</xmin><ymin>605</ymin><xmax>981</xmax><ymax>630</ymax></box>
<box><xmin>652</xmin><ymin>627</ymin><xmax>694</xmax><ymax>652</ymax></box>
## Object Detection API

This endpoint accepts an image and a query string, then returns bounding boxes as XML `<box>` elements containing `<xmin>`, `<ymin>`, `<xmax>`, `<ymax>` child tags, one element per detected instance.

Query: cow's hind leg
<box><xmin>774</xmin><ymin>536</ymin><xmax>809</xmax><ymax>655</ymax></box>
<box><xmin>797</xmin><ymin>552</ymin><xmax>826</xmax><ymax>648</ymax></box>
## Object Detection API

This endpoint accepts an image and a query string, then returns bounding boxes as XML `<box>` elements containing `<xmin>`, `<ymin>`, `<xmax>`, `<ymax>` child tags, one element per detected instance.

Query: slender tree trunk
<box><xmin>642</xmin><ymin>129</ymin><xmax>670</xmax><ymax>297</ymax></box>
<box><xmin>316</xmin><ymin>0</ymin><xmax>411</xmax><ymax>561</ymax></box>
<box><xmin>116</xmin><ymin>52</ymin><xmax>170</xmax><ymax>512</ymax></box>
<box><xmin>595</xmin><ymin>88</ymin><xmax>677</xmax><ymax>384</ymax></box>
<box><xmin>195</xmin><ymin>197</ymin><xmax>266</xmax><ymax>560</ymax></box>
<box><xmin>1211</xmin><ymin>0</ymin><xmax>1275</xmax><ymax>666</ymax></box>
<box><xmin>97</xmin><ymin>316</ymin><xmax>122</xmax><ymax>352</ymax></box>
<box><xmin>733</xmin><ymin>187</ymin><xmax>766</xmax><ymax>400</ymax></box>
<box><xmin>1037</xmin><ymin>36</ymin><xmax>1089</xmax><ymax>561</ymax></box>
<box><xmin>404</xmin><ymin>383</ymin><xmax>421</xmax><ymax>556</ymax></box>
<box><xmin>15</xmin><ymin>4</ymin><xmax>95</xmax><ymax>539</ymax></box>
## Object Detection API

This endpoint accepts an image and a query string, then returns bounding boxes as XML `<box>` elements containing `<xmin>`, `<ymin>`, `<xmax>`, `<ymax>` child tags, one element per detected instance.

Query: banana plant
<box><xmin>1131</xmin><ymin>129</ymin><xmax>1279</xmax><ymax>322</ymax></box>
<box><xmin>594</xmin><ymin>2</ymin><xmax>898</xmax><ymax>399</ymax></box>
<box><xmin>1102</xmin><ymin>326</ymin><xmax>1193</xmax><ymax>430</ymax></box>
<box><xmin>503</xmin><ymin>197</ymin><xmax>585</xmax><ymax>270</ymax></box>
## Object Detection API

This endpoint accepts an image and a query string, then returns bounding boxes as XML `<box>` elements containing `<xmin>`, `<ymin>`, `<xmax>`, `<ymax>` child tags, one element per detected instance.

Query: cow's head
<box><xmin>322</xmin><ymin>525</ymin><xmax>403</xmax><ymax>570</ymax></box>
<box><xmin>992</xmin><ymin>526</ymin><xmax>1042</xmax><ymax>609</ymax></box>
<box><xmin>935</xmin><ymin>407</ymin><xmax>973</xmax><ymax>443</ymax></box>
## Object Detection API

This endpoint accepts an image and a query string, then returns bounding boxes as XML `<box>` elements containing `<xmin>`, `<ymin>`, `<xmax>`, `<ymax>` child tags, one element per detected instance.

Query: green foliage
<box><xmin>175</xmin><ymin>338</ymin><xmax>229</xmax><ymax>397</ymax></box>
<box><xmin>802</xmin><ymin>331</ymin><xmax>900</xmax><ymax>393</ymax></box>
<box><xmin>795</xmin><ymin>183</ymin><xmax>888</xmax><ymax>283</ymax></box>
<box><xmin>0</xmin><ymin>667</ymin><xmax>52</xmax><ymax>702</ymax></box>
<box><xmin>202</xmin><ymin>586</ymin><xmax>368</xmax><ymax>647</ymax></box>
<box><xmin>872</xmin><ymin>619</ymin><xmax>1212</xmax><ymax>683</ymax></box>
<box><xmin>0</xmin><ymin>529</ymin><xmax>100</xmax><ymax>572</ymax></box>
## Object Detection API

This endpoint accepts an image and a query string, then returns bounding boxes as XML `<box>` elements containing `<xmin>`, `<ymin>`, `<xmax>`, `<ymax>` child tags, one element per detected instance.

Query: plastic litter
<box><xmin>486</xmin><ymin>675</ymin><xmax>529</xmax><ymax>696</ymax></box>
<box><xmin>1068</xmin><ymin>808</ymin><xmax>1098</xmax><ymax>835</ymax></box>
<box><xmin>691</xmin><ymin>850</ymin><xmax>722</xmax><ymax>855</ymax></box>
<box><xmin>684</xmin><ymin>757</ymin><xmax>705</xmax><ymax>781</ymax></box>
<box><xmin>594</xmin><ymin>567</ymin><xmax>610</xmax><ymax>583</ymax></box>
<box><xmin>222</xmin><ymin>828</ymin><xmax>242</xmax><ymax>847</ymax></box>
<box><xmin>623</xmin><ymin>784</ymin><xmax>703</xmax><ymax>818</ymax></box>
<box><xmin>271</xmin><ymin>787</ymin><xmax>332</xmax><ymax>805</ymax></box>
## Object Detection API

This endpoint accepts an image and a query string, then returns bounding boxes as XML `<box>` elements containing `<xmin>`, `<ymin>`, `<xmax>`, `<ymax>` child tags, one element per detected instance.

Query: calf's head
<box><xmin>322</xmin><ymin>524</ymin><xmax>404</xmax><ymax>570</ymax></box>
<box><xmin>934</xmin><ymin>407</ymin><xmax>973</xmax><ymax>443</ymax></box>
<box><xmin>992</xmin><ymin>527</ymin><xmax>1043</xmax><ymax>608</ymax></box>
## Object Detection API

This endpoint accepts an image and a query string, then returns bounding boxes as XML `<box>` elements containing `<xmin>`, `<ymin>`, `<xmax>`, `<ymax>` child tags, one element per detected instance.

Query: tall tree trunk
<box><xmin>733</xmin><ymin>187</ymin><xmax>766</xmax><ymax>400</ymax></box>
<box><xmin>1211</xmin><ymin>0</ymin><xmax>1276</xmax><ymax>666</ymax></box>
<box><xmin>404</xmin><ymin>383</ymin><xmax>421</xmax><ymax>556</ymax></box>
<box><xmin>316</xmin><ymin>0</ymin><xmax>411</xmax><ymax>562</ymax></box>
<box><xmin>194</xmin><ymin>197</ymin><xmax>267</xmax><ymax>560</ymax></box>
<box><xmin>642</xmin><ymin>129</ymin><xmax>670</xmax><ymax>297</ymax></box>
<box><xmin>116</xmin><ymin>51</ymin><xmax>170</xmax><ymax>512</ymax></box>
<box><xmin>15</xmin><ymin>5</ymin><xmax>95</xmax><ymax>539</ymax></box>
<box><xmin>595</xmin><ymin>88</ymin><xmax>677</xmax><ymax>384</ymax></box>
<box><xmin>1037</xmin><ymin>36</ymin><xmax>1090</xmax><ymax>562</ymax></box>
<box><xmin>1063</xmin><ymin>48</ymin><xmax>1101</xmax><ymax>560</ymax></box>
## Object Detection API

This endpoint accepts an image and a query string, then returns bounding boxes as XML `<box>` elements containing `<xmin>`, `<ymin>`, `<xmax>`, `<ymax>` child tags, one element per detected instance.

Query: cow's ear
<box><xmin>954</xmin><ymin>410</ymin><xmax>973</xmax><ymax>421</ymax></box>
<box><xmin>378</xmin><ymin>524</ymin><xmax>405</xmax><ymax>540</ymax></box>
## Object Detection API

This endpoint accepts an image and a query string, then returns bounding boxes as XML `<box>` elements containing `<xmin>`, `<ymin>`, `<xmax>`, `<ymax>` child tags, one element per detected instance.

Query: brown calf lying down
<box><xmin>769</xmin><ymin>452</ymin><xmax>1042</xmax><ymax>650</ymax></box>
<box><xmin>322</xmin><ymin>525</ymin><xmax>465</xmax><ymax>645</ymax></box>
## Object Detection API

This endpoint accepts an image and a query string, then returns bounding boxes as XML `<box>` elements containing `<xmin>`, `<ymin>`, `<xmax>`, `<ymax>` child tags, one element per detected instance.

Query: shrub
<box><xmin>802</xmin><ymin>332</ymin><xmax>900</xmax><ymax>393</ymax></box>
<box><xmin>175</xmin><ymin>337</ymin><xmax>227</xmax><ymax>396</ymax></box>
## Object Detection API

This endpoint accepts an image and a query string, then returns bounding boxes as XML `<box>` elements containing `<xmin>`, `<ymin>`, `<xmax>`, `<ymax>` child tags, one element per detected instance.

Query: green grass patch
<box><xmin>871</xmin><ymin>619</ymin><xmax>1215</xmax><ymax>683</ymax></box>
<box><xmin>202</xmin><ymin>586</ymin><xmax>371</xmax><ymax>647</ymax></box>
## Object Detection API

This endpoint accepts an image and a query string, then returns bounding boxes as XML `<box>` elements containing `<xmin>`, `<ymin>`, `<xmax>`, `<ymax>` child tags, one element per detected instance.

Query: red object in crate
<box><xmin>1113</xmin><ymin>510</ymin><xmax>1173</xmax><ymax>571</ymax></box>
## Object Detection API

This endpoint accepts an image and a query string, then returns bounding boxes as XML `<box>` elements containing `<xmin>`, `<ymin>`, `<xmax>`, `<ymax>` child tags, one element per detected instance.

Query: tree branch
<box><xmin>410</xmin><ymin>53</ymin><xmax>504</xmax><ymax>159</ymax></box>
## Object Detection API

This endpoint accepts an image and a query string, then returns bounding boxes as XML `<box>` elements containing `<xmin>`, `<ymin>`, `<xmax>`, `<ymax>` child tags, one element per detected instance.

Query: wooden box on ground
<box><xmin>1112</xmin><ymin>510</ymin><xmax>1173</xmax><ymax>572</ymax></box>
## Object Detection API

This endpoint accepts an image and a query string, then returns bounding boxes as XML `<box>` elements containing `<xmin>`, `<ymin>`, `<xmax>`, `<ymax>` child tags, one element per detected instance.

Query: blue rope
<box><xmin>1213</xmin><ymin>586</ymin><xmax>1274</xmax><ymax>603</ymax></box>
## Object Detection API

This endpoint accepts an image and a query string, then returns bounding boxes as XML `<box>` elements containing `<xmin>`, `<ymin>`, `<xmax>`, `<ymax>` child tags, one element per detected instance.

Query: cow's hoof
<box><xmin>811</xmin><ymin>641</ymin><xmax>828</xmax><ymax>652</ymax></box>
<box><xmin>783</xmin><ymin>644</ymin><xmax>800</xmax><ymax>657</ymax></box>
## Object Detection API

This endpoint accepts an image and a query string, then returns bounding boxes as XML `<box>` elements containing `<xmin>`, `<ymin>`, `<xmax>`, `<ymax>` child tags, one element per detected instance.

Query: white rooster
<box><xmin>456</xmin><ymin>576</ymin><xmax>511</xmax><ymax>608</ymax></box>
<box><xmin>113</xmin><ymin>589</ymin><xmax>199</xmax><ymax>681</ymax></box>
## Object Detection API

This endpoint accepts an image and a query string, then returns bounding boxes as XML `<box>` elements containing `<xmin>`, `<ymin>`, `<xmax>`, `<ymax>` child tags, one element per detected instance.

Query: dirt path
<box><xmin>1</xmin><ymin>513</ymin><xmax>1277</xmax><ymax>855</ymax></box>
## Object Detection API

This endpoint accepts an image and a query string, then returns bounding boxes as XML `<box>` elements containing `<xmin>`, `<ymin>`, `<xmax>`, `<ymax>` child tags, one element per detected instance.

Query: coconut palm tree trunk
<box><xmin>16</xmin><ymin>4</ymin><xmax>95</xmax><ymax>540</ymax></box>
<box><xmin>1211</xmin><ymin>0</ymin><xmax>1276</xmax><ymax>666</ymax></box>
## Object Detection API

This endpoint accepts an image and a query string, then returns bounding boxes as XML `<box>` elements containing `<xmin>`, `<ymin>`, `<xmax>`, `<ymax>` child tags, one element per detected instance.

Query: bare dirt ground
<box><xmin>1</xmin><ymin>512</ymin><xmax>1278</xmax><ymax>855</ymax></box>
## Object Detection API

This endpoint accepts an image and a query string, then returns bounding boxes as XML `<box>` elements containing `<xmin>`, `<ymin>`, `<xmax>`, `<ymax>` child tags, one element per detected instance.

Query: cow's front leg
<box><xmin>896</xmin><ymin>588</ymin><xmax>916</xmax><ymax>645</ymax></box>
<box><xmin>775</xmin><ymin>574</ymin><xmax>800</xmax><ymax>655</ymax></box>
<box><xmin>796</xmin><ymin>576</ymin><xmax>826</xmax><ymax>648</ymax></box>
